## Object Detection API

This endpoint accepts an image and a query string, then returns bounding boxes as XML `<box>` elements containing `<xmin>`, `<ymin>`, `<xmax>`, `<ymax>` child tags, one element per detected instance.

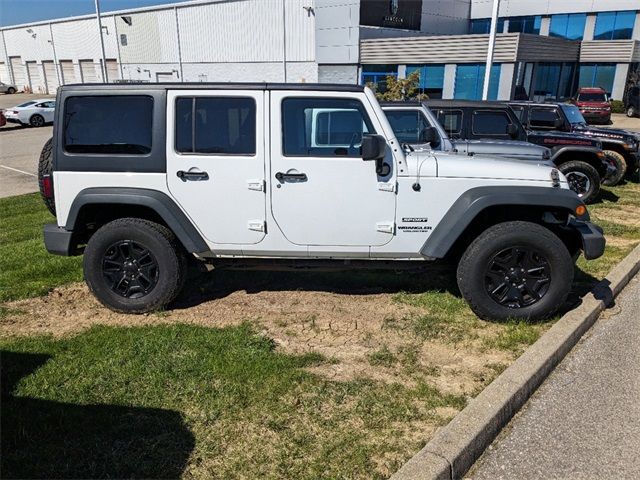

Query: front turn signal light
<box><xmin>575</xmin><ymin>205</ymin><xmax>587</xmax><ymax>217</ymax></box>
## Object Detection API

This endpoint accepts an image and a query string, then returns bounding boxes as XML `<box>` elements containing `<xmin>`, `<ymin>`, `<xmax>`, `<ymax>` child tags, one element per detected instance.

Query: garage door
<box><xmin>27</xmin><ymin>61</ymin><xmax>43</xmax><ymax>93</ymax></box>
<box><xmin>80</xmin><ymin>60</ymin><xmax>98</xmax><ymax>83</ymax></box>
<box><xmin>60</xmin><ymin>60</ymin><xmax>76</xmax><ymax>84</ymax></box>
<box><xmin>43</xmin><ymin>61</ymin><xmax>60</xmax><ymax>93</ymax></box>
<box><xmin>0</xmin><ymin>62</ymin><xmax>9</xmax><ymax>83</ymax></box>
<box><xmin>156</xmin><ymin>72</ymin><xmax>174</xmax><ymax>82</ymax></box>
<box><xmin>10</xmin><ymin>57</ymin><xmax>25</xmax><ymax>90</ymax></box>
<box><xmin>106</xmin><ymin>59</ymin><xmax>119</xmax><ymax>82</ymax></box>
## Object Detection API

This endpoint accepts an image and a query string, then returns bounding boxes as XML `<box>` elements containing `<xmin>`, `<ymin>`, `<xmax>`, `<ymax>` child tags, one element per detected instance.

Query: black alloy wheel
<box><xmin>102</xmin><ymin>240</ymin><xmax>159</xmax><ymax>299</ymax></box>
<box><xmin>484</xmin><ymin>246</ymin><xmax>551</xmax><ymax>309</ymax></box>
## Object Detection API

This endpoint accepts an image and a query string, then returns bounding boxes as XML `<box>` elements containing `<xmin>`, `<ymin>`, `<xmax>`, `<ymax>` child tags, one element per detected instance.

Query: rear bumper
<box><xmin>43</xmin><ymin>223</ymin><xmax>77</xmax><ymax>256</ymax></box>
<box><xmin>569</xmin><ymin>218</ymin><xmax>606</xmax><ymax>260</ymax></box>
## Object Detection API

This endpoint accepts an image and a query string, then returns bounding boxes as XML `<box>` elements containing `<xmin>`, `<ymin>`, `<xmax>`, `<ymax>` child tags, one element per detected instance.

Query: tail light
<box><xmin>42</xmin><ymin>174</ymin><xmax>53</xmax><ymax>198</ymax></box>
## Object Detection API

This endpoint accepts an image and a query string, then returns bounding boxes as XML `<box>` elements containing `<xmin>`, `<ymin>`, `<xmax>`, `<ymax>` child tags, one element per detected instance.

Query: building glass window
<box><xmin>454</xmin><ymin>64</ymin><xmax>501</xmax><ymax>100</ymax></box>
<box><xmin>470</xmin><ymin>18</ymin><xmax>505</xmax><ymax>34</ymax></box>
<box><xmin>360</xmin><ymin>64</ymin><xmax>398</xmax><ymax>93</ymax></box>
<box><xmin>549</xmin><ymin>13</ymin><xmax>587</xmax><ymax>40</ymax></box>
<box><xmin>406</xmin><ymin>64</ymin><xmax>445</xmax><ymax>98</ymax></box>
<box><xmin>533</xmin><ymin>62</ymin><xmax>577</xmax><ymax>101</ymax></box>
<box><xmin>594</xmin><ymin>11</ymin><xmax>636</xmax><ymax>40</ymax></box>
<box><xmin>507</xmin><ymin>15</ymin><xmax>542</xmax><ymax>34</ymax></box>
<box><xmin>579</xmin><ymin>64</ymin><xmax>616</xmax><ymax>96</ymax></box>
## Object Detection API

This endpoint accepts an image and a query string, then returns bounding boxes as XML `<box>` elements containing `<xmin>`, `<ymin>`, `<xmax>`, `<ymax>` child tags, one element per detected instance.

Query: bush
<box><xmin>611</xmin><ymin>100</ymin><xmax>625</xmax><ymax>114</ymax></box>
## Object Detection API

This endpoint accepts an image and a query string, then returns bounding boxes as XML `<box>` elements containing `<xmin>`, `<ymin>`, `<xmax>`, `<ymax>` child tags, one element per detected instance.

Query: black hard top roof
<box><xmin>59</xmin><ymin>82</ymin><xmax>365</xmax><ymax>92</ymax></box>
<box><xmin>426</xmin><ymin>99</ymin><xmax>511</xmax><ymax>108</ymax></box>
<box><xmin>509</xmin><ymin>100</ymin><xmax>569</xmax><ymax>107</ymax></box>
<box><xmin>379</xmin><ymin>101</ymin><xmax>423</xmax><ymax>107</ymax></box>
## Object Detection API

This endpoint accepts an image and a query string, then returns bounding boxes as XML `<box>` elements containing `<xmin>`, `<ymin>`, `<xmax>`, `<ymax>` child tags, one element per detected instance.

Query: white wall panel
<box><xmin>181</xmin><ymin>61</ymin><xmax>316</xmax><ymax>82</ymax></box>
<box><xmin>0</xmin><ymin>62</ymin><xmax>9</xmax><ymax>83</ymax></box>
<box><xmin>121</xmin><ymin>62</ymin><xmax>180</xmax><ymax>81</ymax></box>
<box><xmin>50</xmin><ymin>17</ymin><xmax>118</xmax><ymax>61</ymax></box>
<box><xmin>472</xmin><ymin>0</ymin><xmax>640</xmax><ymax>18</ymax></box>
<box><xmin>117</xmin><ymin>10</ymin><xmax>179</xmax><ymax>63</ymax></box>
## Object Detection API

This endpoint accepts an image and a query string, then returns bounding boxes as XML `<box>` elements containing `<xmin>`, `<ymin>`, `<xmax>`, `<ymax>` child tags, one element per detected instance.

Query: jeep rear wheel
<box><xmin>627</xmin><ymin>106</ymin><xmax>636</xmax><ymax>118</ymax></box>
<box><xmin>602</xmin><ymin>150</ymin><xmax>627</xmax><ymax>186</ymax></box>
<box><xmin>84</xmin><ymin>218</ymin><xmax>187</xmax><ymax>313</ymax></box>
<box><xmin>557</xmin><ymin>161</ymin><xmax>600</xmax><ymax>204</ymax></box>
<box><xmin>457</xmin><ymin>221</ymin><xmax>574</xmax><ymax>321</ymax></box>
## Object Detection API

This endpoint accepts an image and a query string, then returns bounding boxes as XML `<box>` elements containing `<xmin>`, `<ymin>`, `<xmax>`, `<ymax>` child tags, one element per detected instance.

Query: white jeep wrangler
<box><xmin>40</xmin><ymin>83</ymin><xmax>605</xmax><ymax>321</ymax></box>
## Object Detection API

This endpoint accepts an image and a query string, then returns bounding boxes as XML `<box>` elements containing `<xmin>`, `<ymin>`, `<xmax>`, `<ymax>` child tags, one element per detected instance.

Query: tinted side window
<box><xmin>64</xmin><ymin>96</ymin><xmax>153</xmax><ymax>155</ymax></box>
<box><xmin>282</xmin><ymin>98</ymin><xmax>375</xmax><ymax>157</ymax></box>
<box><xmin>175</xmin><ymin>97</ymin><xmax>256</xmax><ymax>155</ymax></box>
<box><xmin>529</xmin><ymin>108</ymin><xmax>559</xmax><ymax>128</ymax></box>
<box><xmin>385</xmin><ymin>110</ymin><xmax>431</xmax><ymax>144</ymax></box>
<box><xmin>472</xmin><ymin>111</ymin><xmax>511</xmax><ymax>136</ymax></box>
<box><xmin>436</xmin><ymin>109</ymin><xmax>462</xmax><ymax>136</ymax></box>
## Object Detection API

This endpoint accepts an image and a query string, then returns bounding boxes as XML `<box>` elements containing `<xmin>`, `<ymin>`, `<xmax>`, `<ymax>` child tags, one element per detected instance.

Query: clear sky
<box><xmin>0</xmin><ymin>0</ymin><xmax>193</xmax><ymax>27</ymax></box>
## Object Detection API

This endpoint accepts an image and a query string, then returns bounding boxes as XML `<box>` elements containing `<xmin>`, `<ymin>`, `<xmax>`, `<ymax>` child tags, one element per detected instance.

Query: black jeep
<box><xmin>509</xmin><ymin>101</ymin><xmax>639</xmax><ymax>185</ymax></box>
<box><xmin>427</xmin><ymin>100</ymin><xmax>609</xmax><ymax>204</ymax></box>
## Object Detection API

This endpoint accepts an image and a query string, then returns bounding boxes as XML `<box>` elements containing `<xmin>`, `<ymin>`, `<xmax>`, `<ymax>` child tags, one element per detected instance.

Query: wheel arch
<box><xmin>420</xmin><ymin>186</ymin><xmax>586</xmax><ymax>260</ymax></box>
<box><xmin>66</xmin><ymin>187</ymin><xmax>209</xmax><ymax>255</ymax></box>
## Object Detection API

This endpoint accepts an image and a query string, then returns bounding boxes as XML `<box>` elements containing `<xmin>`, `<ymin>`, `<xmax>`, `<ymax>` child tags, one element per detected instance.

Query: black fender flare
<box><xmin>66</xmin><ymin>187</ymin><xmax>209</xmax><ymax>254</ymax></box>
<box><xmin>548</xmin><ymin>145</ymin><xmax>601</xmax><ymax>163</ymax></box>
<box><xmin>420</xmin><ymin>186</ymin><xmax>587</xmax><ymax>259</ymax></box>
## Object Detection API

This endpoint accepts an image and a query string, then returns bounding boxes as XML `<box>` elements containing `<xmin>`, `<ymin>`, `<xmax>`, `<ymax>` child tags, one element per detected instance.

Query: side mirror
<box><xmin>507</xmin><ymin>123</ymin><xmax>519</xmax><ymax>138</ymax></box>
<box><xmin>361</xmin><ymin>134</ymin><xmax>387</xmax><ymax>161</ymax></box>
<box><xmin>419</xmin><ymin>126</ymin><xmax>438</xmax><ymax>144</ymax></box>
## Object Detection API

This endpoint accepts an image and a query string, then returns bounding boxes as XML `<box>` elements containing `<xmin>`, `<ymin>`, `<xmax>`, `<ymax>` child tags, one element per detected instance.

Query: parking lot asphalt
<box><xmin>470</xmin><ymin>274</ymin><xmax>640</xmax><ymax>479</ymax></box>
<box><xmin>1</xmin><ymin>94</ymin><xmax>54</xmax><ymax>198</ymax></box>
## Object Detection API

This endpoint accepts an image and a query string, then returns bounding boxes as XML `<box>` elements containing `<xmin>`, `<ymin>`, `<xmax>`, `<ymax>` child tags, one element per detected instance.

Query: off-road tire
<box><xmin>7</xmin><ymin>87</ymin><xmax>16</xmax><ymax>94</ymax></box>
<box><xmin>457</xmin><ymin>221</ymin><xmax>574</xmax><ymax>322</ymax></box>
<box><xmin>557</xmin><ymin>161</ymin><xmax>600</xmax><ymax>204</ymax></box>
<box><xmin>30</xmin><ymin>114</ymin><xmax>45</xmax><ymax>127</ymax></box>
<box><xmin>84</xmin><ymin>218</ymin><xmax>187</xmax><ymax>314</ymax></box>
<box><xmin>602</xmin><ymin>150</ymin><xmax>627</xmax><ymax>186</ymax></box>
<box><xmin>38</xmin><ymin>137</ymin><xmax>55</xmax><ymax>216</ymax></box>
<box><xmin>627</xmin><ymin>105</ymin><xmax>636</xmax><ymax>118</ymax></box>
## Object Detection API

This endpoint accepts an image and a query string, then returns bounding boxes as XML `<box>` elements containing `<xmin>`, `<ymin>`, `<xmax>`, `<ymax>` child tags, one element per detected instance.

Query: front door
<box><xmin>269</xmin><ymin>91</ymin><xmax>397</xmax><ymax>247</ymax></box>
<box><xmin>166</xmin><ymin>90</ymin><xmax>266</xmax><ymax>245</ymax></box>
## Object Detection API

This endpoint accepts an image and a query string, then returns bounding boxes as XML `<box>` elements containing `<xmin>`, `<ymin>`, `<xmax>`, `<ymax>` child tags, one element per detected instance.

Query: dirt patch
<box><xmin>1</xmin><ymin>276</ymin><xmax>515</xmax><ymax>397</ymax></box>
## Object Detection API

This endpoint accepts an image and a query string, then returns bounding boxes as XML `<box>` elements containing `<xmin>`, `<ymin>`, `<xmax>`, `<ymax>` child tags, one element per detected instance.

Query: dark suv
<box><xmin>510</xmin><ymin>101</ymin><xmax>639</xmax><ymax>185</ymax></box>
<box><xmin>428</xmin><ymin>100</ymin><xmax>609</xmax><ymax>204</ymax></box>
<box><xmin>625</xmin><ymin>85</ymin><xmax>639</xmax><ymax>118</ymax></box>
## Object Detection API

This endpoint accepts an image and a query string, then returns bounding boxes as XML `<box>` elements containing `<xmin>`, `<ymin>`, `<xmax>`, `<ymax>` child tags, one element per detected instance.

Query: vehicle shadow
<box><xmin>596</xmin><ymin>188</ymin><xmax>620</xmax><ymax>203</ymax></box>
<box><xmin>173</xmin><ymin>263</ymin><xmax>462</xmax><ymax>309</ymax></box>
<box><xmin>1</xmin><ymin>350</ymin><xmax>195</xmax><ymax>479</ymax></box>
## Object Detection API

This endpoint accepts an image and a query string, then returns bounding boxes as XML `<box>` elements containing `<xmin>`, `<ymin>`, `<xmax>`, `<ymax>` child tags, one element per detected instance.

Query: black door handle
<box><xmin>177</xmin><ymin>170</ymin><xmax>209</xmax><ymax>181</ymax></box>
<box><xmin>275</xmin><ymin>172</ymin><xmax>307</xmax><ymax>182</ymax></box>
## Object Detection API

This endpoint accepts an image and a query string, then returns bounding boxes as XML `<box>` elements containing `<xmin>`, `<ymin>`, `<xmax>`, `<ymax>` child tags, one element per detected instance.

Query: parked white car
<box><xmin>0</xmin><ymin>81</ymin><xmax>17</xmax><ymax>94</ymax></box>
<box><xmin>4</xmin><ymin>99</ymin><xmax>56</xmax><ymax>127</ymax></box>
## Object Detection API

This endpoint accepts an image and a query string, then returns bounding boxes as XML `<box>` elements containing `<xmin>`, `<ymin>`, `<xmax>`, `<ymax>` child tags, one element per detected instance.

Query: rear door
<box><xmin>269</xmin><ymin>91</ymin><xmax>397</xmax><ymax>247</ymax></box>
<box><xmin>166</xmin><ymin>90</ymin><xmax>266</xmax><ymax>245</ymax></box>
<box><xmin>37</xmin><ymin>101</ymin><xmax>56</xmax><ymax>122</ymax></box>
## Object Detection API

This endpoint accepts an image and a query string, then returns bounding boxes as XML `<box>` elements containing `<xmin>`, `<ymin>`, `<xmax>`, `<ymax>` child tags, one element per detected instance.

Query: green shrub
<box><xmin>611</xmin><ymin>100</ymin><xmax>625</xmax><ymax>114</ymax></box>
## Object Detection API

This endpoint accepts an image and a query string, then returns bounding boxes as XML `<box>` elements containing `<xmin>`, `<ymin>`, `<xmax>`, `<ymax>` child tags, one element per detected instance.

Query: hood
<box><xmin>576</xmin><ymin>100</ymin><xmax>610</xmax><ymax>108</ymax></box>
<box><xmin>572</xmin><ymin>125</ymin><xmax>637</xmax><ymax>144</ymax></box>
<box><xmin>458</xmin><ymin>139</ymin><xmax>550</xmax><ymax>162</ymax></box>
<box><xmin>425</xmin><ymin>151</ymin><xmax>565</xmax><ymax>184</ymax></box>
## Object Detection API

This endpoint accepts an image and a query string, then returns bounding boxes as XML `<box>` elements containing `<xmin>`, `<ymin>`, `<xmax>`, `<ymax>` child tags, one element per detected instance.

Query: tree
<box><xmin>366</xmin><ymin>70</ymin><xmax>428</xmax><ymax>101</ymax></box>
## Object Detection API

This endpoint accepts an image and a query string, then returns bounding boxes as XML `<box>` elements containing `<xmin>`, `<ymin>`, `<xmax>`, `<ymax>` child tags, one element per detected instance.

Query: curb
<box><xmin>390</xmin><ymin>243</ymin><xmax>640</xmax><ymax>480</ymax></box>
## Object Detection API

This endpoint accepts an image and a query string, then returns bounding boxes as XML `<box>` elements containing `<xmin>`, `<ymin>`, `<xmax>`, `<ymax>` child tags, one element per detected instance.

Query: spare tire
<box><xmin>38</xmin><ymin>137</ymin><xmax>55</xmax><ymax>216</ymax></box>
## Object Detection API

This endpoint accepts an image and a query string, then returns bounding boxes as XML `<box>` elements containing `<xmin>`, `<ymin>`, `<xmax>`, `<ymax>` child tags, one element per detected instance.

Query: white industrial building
<box><xmin>0</xmin><ymin>0</ymin><xmax>638</xmax><ymax>101</ymax></box>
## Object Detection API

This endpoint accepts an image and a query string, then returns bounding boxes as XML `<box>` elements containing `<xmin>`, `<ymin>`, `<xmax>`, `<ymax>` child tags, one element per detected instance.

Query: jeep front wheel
<box><xmin>457</xmin><ymin>221</ymin><xmax>574</xmax><ymax>321</ymax></box>
<box><xmin>84</xmin><ymin>218</ymin><xmax>187</xmax><ymax>313</ymax></box>
<box><xmin>602</xmin><ymin>150</ymin><xmax>627</xmax><ymax>186</ymax></box>
<box><xmin>557</xmin><ymin>161</ymin><xmax>600</xmax><ymax>204</ymax></box>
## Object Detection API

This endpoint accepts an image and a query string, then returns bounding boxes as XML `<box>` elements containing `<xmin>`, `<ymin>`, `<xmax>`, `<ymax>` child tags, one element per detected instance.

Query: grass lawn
<box><xmin>1</xmin><ymin>180</ymin><xmax>639</xmax><ymax>478</ymax></box>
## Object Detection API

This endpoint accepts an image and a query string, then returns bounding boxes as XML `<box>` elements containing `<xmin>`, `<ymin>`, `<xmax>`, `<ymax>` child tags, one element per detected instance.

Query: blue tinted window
<box><xmin>594</xmin><ymin>11</ymin><xmax>636</xmax><ymax>40</ymax></box>
<box><xmin>406</xmin><ymin>64</ymin><xmax>445</xmax><ymax>96</ymax></box>
<box><xmin>454</xmin><ymin>64</ymin><xmax>501</xmax><ymax>100</ymax></box>
<box><xmin>508</xmin><ymin>15</ymin><xmax>541</xmax><ymax>34</ymax></box>
<box><xmin>549</xmin><ymin>13</ymin><xmax>586</xmax><ymax>40</ymax></box>
<box><xmin>360</xmin><ymin>64</ymin><xmax>398</xmax><ymax>93</ymax></box>
<box><xmin>579</xmin><ymin>63</ymin><xmax>616</xmax><ymax>96</ymax></box>
<box><xmin>470</xmin><ymin>18</ymin><xmax>505</xmax><ymax>34</ymax></box>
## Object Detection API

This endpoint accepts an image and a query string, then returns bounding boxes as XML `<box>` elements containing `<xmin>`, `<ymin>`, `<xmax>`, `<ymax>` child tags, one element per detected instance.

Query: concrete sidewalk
<box><xmin>470</xmin><ymin>274</ymin><xmax>640</xmax><ymax>479</ymax></box>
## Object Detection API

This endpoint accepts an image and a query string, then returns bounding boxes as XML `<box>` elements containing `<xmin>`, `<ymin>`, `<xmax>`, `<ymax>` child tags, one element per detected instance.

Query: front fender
<box><xmin>420</xmin><ymin>186</ymin><xmax>586</xmax><ymax>259</ymax></box>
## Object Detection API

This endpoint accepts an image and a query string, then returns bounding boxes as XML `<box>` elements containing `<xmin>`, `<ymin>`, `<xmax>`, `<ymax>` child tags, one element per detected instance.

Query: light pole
<box><xmin>95</xmin><ymin>0</ymin><xmax>109</xmax><ymax>82</ymax></box>
<box><xmin>482</xmin><ymin>0</ymin><xmax>500</xmax><ymax>100</ymax></box>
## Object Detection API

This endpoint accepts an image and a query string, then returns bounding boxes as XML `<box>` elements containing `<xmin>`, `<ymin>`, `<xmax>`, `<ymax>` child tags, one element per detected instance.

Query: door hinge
<box><xmin>247</xmin><ymin>179</ymin><xmax>265</xmax><ymax>192</ymax></box>
<box><xmin>248</xmin><ymin>220</ymin><xmax>266</xmax><ymax>232</ymax></box>
<box><xmin>378</xmin><ymin>182</ymin><xmax>396</xmax><ymax>193</ymax></box>
<box><xmin>376</xmin><ymin>222</ymin><xmax>395</xmax><ymax>234</ymax></box>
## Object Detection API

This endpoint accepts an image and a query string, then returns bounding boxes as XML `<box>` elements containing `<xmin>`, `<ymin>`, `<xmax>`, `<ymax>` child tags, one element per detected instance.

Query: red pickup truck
<box><xmin>571</xmin><ymin>87</ymin><xmax>611</xmax><ymax>125</ymax></box>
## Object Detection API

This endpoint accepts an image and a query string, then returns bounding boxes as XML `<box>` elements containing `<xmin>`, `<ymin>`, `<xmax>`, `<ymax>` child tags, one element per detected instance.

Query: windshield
<box><xmin>560</xmin><ymin>104</ymin><xmax>587</xmax><ymax>125</ymax></box>
<box><xmin>16</xmin><ymin>101</ymin><xmax>37</xmax><ymax>108</ymax></box>
<box><xmin>578</xmin><ymin>92</ymin><xmax>607</xmax><ymax>102</ymax></box>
